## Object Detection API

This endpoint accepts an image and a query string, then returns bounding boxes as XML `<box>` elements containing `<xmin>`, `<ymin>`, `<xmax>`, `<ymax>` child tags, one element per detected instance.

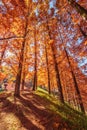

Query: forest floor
<box><xmin>0</xmin><ymin>87</ymin><xmax>87</xmax><ymax>130</ymax></box>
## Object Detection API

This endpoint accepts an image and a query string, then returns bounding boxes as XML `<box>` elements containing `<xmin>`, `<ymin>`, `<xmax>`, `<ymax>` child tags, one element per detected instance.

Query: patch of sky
<box><xmin>49</xmin><ymin>0</ymin><xmax>58</xmax><ymax>16</ymax></box>
<box><xmin>68</xmin><ymin>26</ymin><xmax>72</xmax><ymax>31</ymax></box>
<box><xmin>49</xmin><ymin>1</ymin><xmax>54</xmax><ymax>8</ymax></box>
<box><xmin>68</xmin><ymin>33</ymin><xmax>75</xmax><ymax>40</ymax></box>
<box><xmin>48</xmin><ymin>9</ymin><xmax>51</xmax><ymax>15</ymax></box>
<box><xmin>49</xmin><ymin>0</ymin><xmax>57</xmax><ymax>8</ymax></box>
<box><xmin>34</xmin><ymin>8</ymin><xmax>39</xmax><ymax>16</ymax></box>
<box><xmin>66</xmin><ymin>48</ymin><xmax>87</xmax><ymax>76</ymax></box>
<box><xmin>75</xmin><ymin>37</ymin><xmax>84</xmax><ymax>46</ymax></box>
<box><xmin>78</xmin><ymin>57</ymin><xmax>87</xmax><ymax>67</ymax></box>
<box><xmin>78</xmin><ymin>57</ymin><xmax>87</xmax><ymax>76</ymax></box>
<box><xmin>66</xmin><ymin>42</ymin><xmax>71</xmax><ymax>47</ymax></box>
<box><xmin>5</xmin><ymin>50</ymin><xmax>14</xmax><ymax>58</ymax></box>
<box><xmin>0</xmin><ymin>5</ymin><xmax>7</xmax><ymax>14</ymax></box>
<box><xmin>0</xmin><ymin>0</ymin><xmax>3</xmax><ymax>5</ymax></box>
<box><xmin>66</xmin><ymin>48</ymin><xmax>74</xmax><ymax>57</ymax></box>
<box><xmin>30</xmin><ymin>43</ymin><xmax>34</xmax><ymax>47</ymax></box>
<box><xmin>32</xmin><ymin>0</ymin><xmax>38</xmax><ymax>2</ymax></box>
<box><xmin>40</xmin><ymin>50</ymin><xmax>43</xmax><ymax>56</ymax></box>
<box><xmin>28</xmin><ymin>66</ymin><xmax>34</xmax><ymax>72</ymax></box>
<box><xmin>1</xmin><ymin>62</ymin><xmax>7</xmax><ymax>66</ymax></box>
<box><xmin>81</xmin><ymin>67</ymin><xmax>87</xmax><ymax>76</ymax></box>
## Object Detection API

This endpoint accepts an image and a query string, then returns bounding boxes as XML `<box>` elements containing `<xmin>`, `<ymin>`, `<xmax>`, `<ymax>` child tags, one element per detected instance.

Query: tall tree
<box><xmin>44</xmin><ymin>36</ymin><xmax>51</xmax><ymax>94</ymax></box>
<box><xmin>66</xmin><ymin>11</ymin><xmax>87</xmax><ymax>38</ymax></box>
<box><xmin>21</xmin><ymin>59</ymin><xmax>26</xmax><ymax>90</ymax></box>
<box><xmin>14</xmin><ymin>1</ymin><xmax>32</xmax><ymax>96</ymax></box>
<box><xmin>33</xmin><ymin>26</ymin><xmax>37</xmax><ymax>90</ymax></box>
<box><xmin>57</xmin><ymin>23</ymin><xmax>85</xmax><ymax>113</ymax></box>
<box><xmin>46</xmin><ymin>18</ymin><xmax>64</xmax><ymax>103</ymax></box>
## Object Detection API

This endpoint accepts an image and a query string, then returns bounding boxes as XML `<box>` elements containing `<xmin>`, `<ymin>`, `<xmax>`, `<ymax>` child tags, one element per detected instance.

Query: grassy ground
<box><xmin>0</xmin><ymin>88</ymin><xmax>87</xmax><ymax>130</ymax></box>
<box><xmin>36</xmin><ymin>87</ymin><xmax>87</xmax><ymax>130</ymax></box>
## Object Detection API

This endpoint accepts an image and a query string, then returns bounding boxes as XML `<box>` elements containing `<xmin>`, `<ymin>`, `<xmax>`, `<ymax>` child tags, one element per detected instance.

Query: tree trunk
<box><xmin>57</xmin><ymin>25</ymin><xmax>85</xmax><ymax>113</ymax></box>
<box><xmin>45</xmin><ymin>41</ymin><xmax>51</xmax><ymax>94</ymax></box>
<box><xmin>14</xmin><ymin>14</ymin><xmax>29</xmax><ymax>96</ymax></box>
<box><xmin>14</xmin><ymin>39</ymin><xmax>26</xmax><ymax>96</ymax></box>
<box><xmin>21</xmin><ymin>51</ymin><xmax>27</xmax><ymax>90</ymax></box>
<box><xmin>51</xmin><ymin>45</ymin><xmax>64</xmax><ymax>103</ymax></box>
<box><xmin>33</xmin><ymin>26</ymin><xmax>37</xmax><ymax>91</ymax></box>
<box><xmin>65</xmin><ymin>49</ymin><xmax>85</xmax><ymax>113</ymax></box>
<box><xmin>67</xmin><ymin>11</ymin><xmax>87</xmax><ymax>38</ymax></box>
<box><xmin>46</xmin><ymin>18</ymin><xmax>64</xmax><ymax>103</ymax></box>
<box><xmin>78</xmin><ymin>24</ymin><xmax>87</xmax><ymax>38</ymax></box>
<box><xmin>21</xmin><ymin>70</ymin><xmax>25</xmax><ymax>90</ymax></box>
<box><xmin>67</xmin><ymin>0</ymin><xmax>87</xmax><ymax>20</ymax></box>
<box><xmin>0</xmin><ymin>44</ymin><xmax>7</xmax><ymax>65</ymax></box>
<box><xmin>14</xmin><ymin>1</ymin><xmax>32</xmax><ymax>96</ymax></box>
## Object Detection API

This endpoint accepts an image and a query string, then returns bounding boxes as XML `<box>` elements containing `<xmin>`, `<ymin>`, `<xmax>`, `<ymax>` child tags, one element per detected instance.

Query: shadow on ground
<box><xmin>0</xmin><ymin>90</ymin><xmax>87</xmax><ymax>130</ymax></box>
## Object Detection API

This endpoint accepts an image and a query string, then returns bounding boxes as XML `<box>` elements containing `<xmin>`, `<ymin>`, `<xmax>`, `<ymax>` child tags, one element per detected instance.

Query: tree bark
<box><xmin>0</xmin><ymin>44</ymin><xmax>7</xmax><ymax>65</ymax></box>
<box><xmin>21</xmin><ymin>69</ymin><xmax>26</xmax><ymax>90</ymax></box>
<box><xmin>14</xmin><ymin>4</ymin><xmax>30</xmax><ymax>96</ymax></box>
<box><xmin>44</xmin><ymin>41</ymin><xmax>51</xmax><ymax>94</ymax></box>
<box><xmin>33</xmin><ymin>26</ymin><xmax>37</xmax><ymax>91</ymax></box>
<box><xmin>46</xmin><ymin>17</ymin><xmax>64</xmax><ymax>103</ymax></box>
<box><xmin>14</xmin><ymin>38</ymin><xmax>26</xmax><ymax>96</ymax></box>
<box><xmin>67</xmin><ymin>0</ymin><xmax>87</xmax><ymax>20</ymax></box>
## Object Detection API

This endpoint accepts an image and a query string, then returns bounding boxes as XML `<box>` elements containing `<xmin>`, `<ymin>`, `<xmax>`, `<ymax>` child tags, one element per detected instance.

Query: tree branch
<box><xmin>0</xmin><ymin>36</ymin><xmax>24</xmax><ymax>41</ymax></box>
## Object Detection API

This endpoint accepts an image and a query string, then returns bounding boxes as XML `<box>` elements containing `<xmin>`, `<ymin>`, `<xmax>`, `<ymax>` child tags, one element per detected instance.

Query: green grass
<box><xmin>35</xmin><ymin>87</ymin><xmax>87</xmax><ymax>130</ymax></box>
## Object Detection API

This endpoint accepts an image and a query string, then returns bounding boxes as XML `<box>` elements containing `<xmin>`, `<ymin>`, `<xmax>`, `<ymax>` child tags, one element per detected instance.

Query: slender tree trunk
<box><xmin>0</xmin><ymin>44</ymin><xmax>7</xmax><ymax>65</ymax></box>
<box><xmin>14</xmin><ymin>6</ymin><xmax>30</xmax><ymax>96</ymax></box>
<box><xmin>33</xmin><ymin>26</ymin><xmax>37</xmax><ymax>91</ymax></box>
<box><xmin>46</xmin><ymin>18</ymin><xmax>64</xmax><ymax>103</ymax></box>
<box><xmin>0</xmin><ymin>51</ymin><xmax>4</xmax><ymax>65</ymax></box>
<box><xmin>65</xmin><ymin>49</ymin><xmax>85</xmax><ymax>113</ymax></box>
<box><xmin>21</xmin><ymin>69</ymin><xmax>25</xmax><ymax>90</ymax></box>
<box><xmin>21</xmin><ymin>49</ymin><xmax>27</xmax><ymax>90</ymax></box>
<box><xmin>67</xmin><ymin>11</ymin><xmax>87</xmax><ymax>38</ymax></box>
<box><xmin>14</xmin><ymin>38</ymin><xmax>26</xmax><ymax>96</ymax></box>
<box><xmin>21</xmin><ymin>39</ymin><xmax>29</xmax><ymax>91</ymax></box>
<box><xmin>78</xmin><ymin>24</ymin><xmax>87</xmax><ymax>38</ymax></box>
<box><xmin>67</xmin><ymin>0</ymin><xmax>87</xmax><ymax>20</ymax></box>
<box><xmin>44</xmin><ymin>41</ymin><xmax>51</xmax><ymax>94</ymax></box>
<box><xmin>51</xmin><ymin>45</ymin><xmax>64</xmax><ymax>103</ymax></box>
<box><xmin>14</xmin><ymin>0</ymin><xmax>32</xmax><ymax>96</ymax></box>
<box><xmin>57</xmin><ymin>25</ymin><xmax>85</xmax><ymax>113</ymax></box>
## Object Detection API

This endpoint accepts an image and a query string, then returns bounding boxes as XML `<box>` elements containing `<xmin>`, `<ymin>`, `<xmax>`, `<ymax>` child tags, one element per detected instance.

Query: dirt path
<box><xmin>0</xmin><ymin>91</ymin><xmax>71</xmax><ymax>130</ymax></box>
